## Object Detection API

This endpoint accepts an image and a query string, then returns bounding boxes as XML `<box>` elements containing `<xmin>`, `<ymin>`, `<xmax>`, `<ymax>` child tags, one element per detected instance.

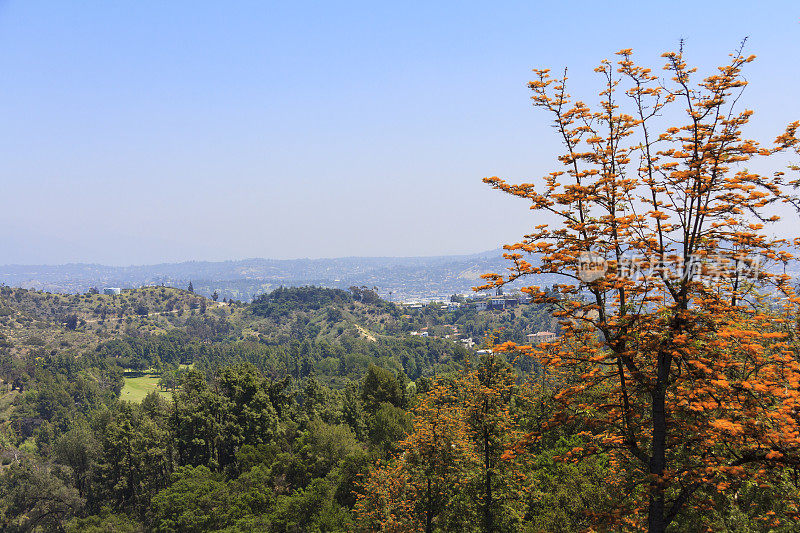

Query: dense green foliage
<box><xmin>251</xmin><ymin>286</ymin><xmax>355</xmax><ymax>318</ymax></box>
<box><xmin>0</xmin><ymin>286</ymin><xmax>534</xmax><ymax>531</ymax></box>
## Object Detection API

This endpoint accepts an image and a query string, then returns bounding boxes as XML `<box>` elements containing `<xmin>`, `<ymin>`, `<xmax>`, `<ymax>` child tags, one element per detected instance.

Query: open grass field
<box><xmin>120</xmin><ymin>373</ymin><xmax>171</xmax><ymax>403</ymax></box>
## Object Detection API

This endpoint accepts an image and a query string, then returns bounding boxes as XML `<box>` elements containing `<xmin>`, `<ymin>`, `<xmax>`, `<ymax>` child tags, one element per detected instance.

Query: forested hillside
<box><xmin>0</xmin><ymin>285</ymin><xmax>561</xmax><ymax>531</ymax></box>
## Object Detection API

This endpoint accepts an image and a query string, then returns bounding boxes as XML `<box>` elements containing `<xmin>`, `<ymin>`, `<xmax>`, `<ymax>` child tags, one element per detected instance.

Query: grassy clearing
<box><xmin>0</xmin><ymin>388</ymin><xmax>20</xmax><ymax>422</ymax></box>
<box><xmin>120</xmin><ymin>374</ymin><xmax>171</xmax><ymax>403</ymax></box>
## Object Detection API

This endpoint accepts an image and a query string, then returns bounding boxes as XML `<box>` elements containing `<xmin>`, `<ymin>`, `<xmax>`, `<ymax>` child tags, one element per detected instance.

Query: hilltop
<box><xmin>0</xmin><ymin>284</ymin><xmax>556</xmax><ymax>384</ymax></box>
<box><xmin>0</xmin><ymin>285</ymin><xmax>218</xmax><ymax>359</ymax></box>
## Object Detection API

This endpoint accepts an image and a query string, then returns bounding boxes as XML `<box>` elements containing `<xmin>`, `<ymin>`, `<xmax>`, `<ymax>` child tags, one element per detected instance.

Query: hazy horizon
<box><xmin>0</xmin><ymin>247</ymin><xmax>504</xmax><ymax>268</ymax></box>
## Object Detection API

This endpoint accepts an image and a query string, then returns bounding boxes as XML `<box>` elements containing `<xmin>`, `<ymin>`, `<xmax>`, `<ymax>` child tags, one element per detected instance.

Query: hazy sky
<box><xmin>1</xmin><ymin>1</ymin><xmax>798</xmax><ymax>265</ymax></box>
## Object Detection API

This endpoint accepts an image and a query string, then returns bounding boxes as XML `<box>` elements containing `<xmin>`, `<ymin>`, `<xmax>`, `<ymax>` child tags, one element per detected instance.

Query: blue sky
<box><xmin>1</xmin><ymin>1</ymin><xmax>798</xmax><ymax>265</ymax></box>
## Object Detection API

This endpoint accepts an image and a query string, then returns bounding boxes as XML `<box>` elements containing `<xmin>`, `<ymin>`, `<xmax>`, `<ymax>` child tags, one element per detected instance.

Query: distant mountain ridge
<box><xmin>8</xmin><ymin>246</ymin><xmax>790</xmax><ymax>303</ymax></box>
<box><xmin>0</xmin><ymin>250</ymin><xmax>529</xmax><ymax>302</ymax></box>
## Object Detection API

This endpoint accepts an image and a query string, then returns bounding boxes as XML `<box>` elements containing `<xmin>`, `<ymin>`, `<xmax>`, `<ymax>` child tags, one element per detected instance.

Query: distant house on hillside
<box><xmin>103</xmin><ymin>287</ymin><xmax>122</xmax><ymax>296</ymax></box>
<box><xmin>489</xmin><ymin>298</ymin><xmax>506</xmax><ymax>310</ymax></box>
<box><xmin>474</xmin><ymin>300</ymin><xmax>488</xmax><ymax>311</ymax></box>
<box><xmin>527</xmin><ymin>331</ymin><xmax>556</xmax><ymax>343</ymax></box>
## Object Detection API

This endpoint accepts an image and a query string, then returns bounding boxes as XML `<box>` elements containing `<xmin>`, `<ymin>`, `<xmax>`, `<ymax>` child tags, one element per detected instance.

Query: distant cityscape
<box><xmin>5</xmin><ymin>249</ymin><xmax>796</xmax><ymax>304</ymax></box>
<box><xmin>0</xmin><ymin>250</ymin><xmax>549</xmax><ymax>302</ymax></box>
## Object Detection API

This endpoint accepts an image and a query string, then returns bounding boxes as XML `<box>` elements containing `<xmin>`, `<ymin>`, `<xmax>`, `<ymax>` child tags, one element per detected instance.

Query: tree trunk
<box><xmin>426</xmin><ymin>476</ymin><xmax>433</xmax><ymax>533</ymax></box>
<box><xmin>648</xmin><ymin>380</ymin><xmax>667</xmax><ymax>533</ymax></box>
<box><xmin>483</xmin><ymin>429</ymin><xmax>494</xmax><ymax>533</ymax></box>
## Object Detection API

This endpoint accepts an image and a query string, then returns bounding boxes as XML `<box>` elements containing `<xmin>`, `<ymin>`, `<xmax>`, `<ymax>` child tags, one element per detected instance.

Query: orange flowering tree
<box><xmin>481</xmin><ymin>44</ymin><xmax>800</xmax><ymax>531</ymax></box>
<box><xmin>354</xmin><ymin>353</ymin><xmax>523</xmax><ymax>532</ymax></box>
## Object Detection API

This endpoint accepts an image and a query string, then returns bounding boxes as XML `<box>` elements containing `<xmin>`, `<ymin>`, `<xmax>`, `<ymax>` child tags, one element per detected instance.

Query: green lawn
<box><xmin>120</xmin><ymin>374</ymin><xmax>171</xmax><ymax>403</ymax></box>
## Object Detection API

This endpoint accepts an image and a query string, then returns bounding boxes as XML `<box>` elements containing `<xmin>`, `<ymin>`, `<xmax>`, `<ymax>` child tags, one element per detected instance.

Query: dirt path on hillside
<box><xmin>354</xmin><ymin>324</ymin><xmax>376</xmax><ymax>342</ymax></box>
